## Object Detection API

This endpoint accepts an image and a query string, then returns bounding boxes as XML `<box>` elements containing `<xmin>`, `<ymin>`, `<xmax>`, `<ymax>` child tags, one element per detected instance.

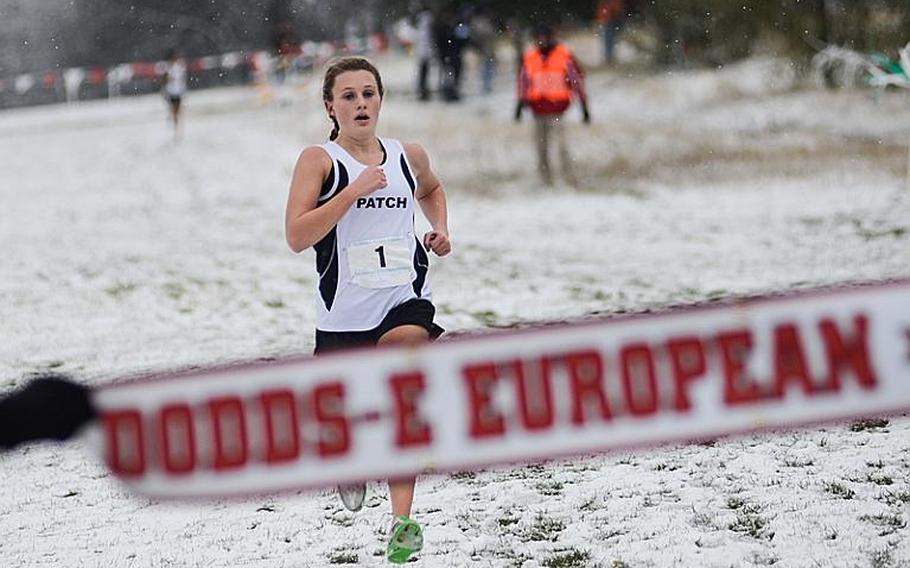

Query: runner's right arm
<box><xmin>285</xmin><ymin>147</ymin><xmax>386</xmax><ymax>252</ymax></box>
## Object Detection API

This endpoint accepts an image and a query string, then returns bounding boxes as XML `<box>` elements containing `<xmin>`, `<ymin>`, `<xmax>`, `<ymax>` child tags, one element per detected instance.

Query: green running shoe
<box><xmin>386</xmin><ymin>516</ymin><xmax>423</xmax><ymax>564</ymax></box>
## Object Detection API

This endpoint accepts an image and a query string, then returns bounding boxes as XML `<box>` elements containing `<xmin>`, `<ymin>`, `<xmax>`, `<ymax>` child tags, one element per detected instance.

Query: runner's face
<box><xmin>327</xmin><ymin>70</ymin><xmax>382</xmax><ymax>137</ymax></box>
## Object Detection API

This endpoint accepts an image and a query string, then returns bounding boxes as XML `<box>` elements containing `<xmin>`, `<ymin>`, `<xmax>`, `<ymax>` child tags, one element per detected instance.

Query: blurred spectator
<box><xmin>505</xmin><ymin>17</ymin><xmax>526</xmax><ymax>76</ymax></box>
<box><xmin>161</xmin><ymin>48</ymin><xmax>187</xmax><ymax>141</ymax></box>
<box><xmin>271</xmin><ymin>22</ymin><xmax>301</xmax><ymax>84</ymax></box>
<box><xmin>434</xmin><ymin>10</ymin><xmax>468</xmax><ymax>102</ymax></box>
<box><xmin>471</xmin><ymin>6</ymin><xmax>498</xmax><ymax>94</ymax></box>
<box><xmin>413</xmin><ymin>2</ymin><xmax>435</xmax><ymax>101</ymax></box>
<box><xmin>596</xmin><ymin>0</ymin><xmax>626</xmax><ymax>64</ymax></box>
<box><xmin>515</xmin><ymin>25</ymin><xmax>590</xmax><ymax>186</ymax></box>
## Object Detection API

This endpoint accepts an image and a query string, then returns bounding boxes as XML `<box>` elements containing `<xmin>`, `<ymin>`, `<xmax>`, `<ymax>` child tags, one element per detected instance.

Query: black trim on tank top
<box><xmin>412</xmin><ymin>236</ymin><xmax>429</xmax><ymax>297</ymax></box>
<box><xmin>336</xmin><ymin>161</ymin><xmax>349</xmax><ymax>193</ymax></box>
<box><xmin>378</xmin><ymin>139</ymin><xmax>388</xmax><ymax>165</ymax></box>
<box><xmin>318</xmin><ymin>163</ymin><xmax>335</xmax><ymax>199</ymax></box>
<box><xmin>314</xmin><ymin>227</ymin><xmax>339</xmax><ymax>310</ymax></box>
<box><xmin>317</xmin><ymin>160</ymin><xmax>349</xmax><ymax>208</ymax></box>
<box><xmin>400</xmin><ymin>153</ymin><xmax>416</xmax><ymax>194</ymax></box>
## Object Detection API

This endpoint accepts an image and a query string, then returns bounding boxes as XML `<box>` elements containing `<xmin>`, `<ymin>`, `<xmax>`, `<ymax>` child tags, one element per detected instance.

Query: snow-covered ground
<box><xmin>2</xmin><ymin>35</ymin><xmax>910</xmax><ymax>567</ymax></box>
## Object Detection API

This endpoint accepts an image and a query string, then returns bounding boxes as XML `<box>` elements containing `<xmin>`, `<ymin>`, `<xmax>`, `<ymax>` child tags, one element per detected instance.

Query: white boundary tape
<box><xmin>89</xmin><ymin>281</ymin><xmax>910</xmax><ymax>499</ymax></box>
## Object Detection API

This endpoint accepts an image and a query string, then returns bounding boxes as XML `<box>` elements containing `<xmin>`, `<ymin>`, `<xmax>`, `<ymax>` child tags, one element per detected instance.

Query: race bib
<box><xmin>347</xmin><ymin>236</ymin><xmax>415</xmax><ymax>288</ymax></box>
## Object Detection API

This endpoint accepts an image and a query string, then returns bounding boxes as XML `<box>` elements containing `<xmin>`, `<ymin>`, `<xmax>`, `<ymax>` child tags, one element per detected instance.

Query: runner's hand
<box><xmin>582</xmin><ymin>106</ymin><xmax>591</xmax><ymax>124</ymax></box>
<box><xmin>351</xmin><ymin>166</ymin><xmax>387</xmax><ymax>196</ymax></box>
<box><xmin>423</xmin><ymin>231</ymin><xmax>451</xmax><ymax>256</ymax></box>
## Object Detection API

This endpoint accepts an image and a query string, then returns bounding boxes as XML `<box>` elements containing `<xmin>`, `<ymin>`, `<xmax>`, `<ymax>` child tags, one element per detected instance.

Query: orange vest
<box><xmin>523</xmin><ymin>44</ymin><xmax>573</xmax><ymax>104</ymax></box>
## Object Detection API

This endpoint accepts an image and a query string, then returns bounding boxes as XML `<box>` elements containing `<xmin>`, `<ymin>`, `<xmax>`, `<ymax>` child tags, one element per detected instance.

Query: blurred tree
<box><xmin>636</xmin><ymin>0</ymin><xmax>909</xmax><ymax>67</ymax></box>
<box><xmin>4</xmin><ymin>0</ymin><xmax>906</xmax><ymax>74</ymax></box>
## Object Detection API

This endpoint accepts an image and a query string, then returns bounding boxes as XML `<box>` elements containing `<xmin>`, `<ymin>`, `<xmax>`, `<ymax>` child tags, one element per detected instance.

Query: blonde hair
<box><xmin>321</xmin><ymin>56</ymin><xmax>384</xmax><ymax>141</ymax></box>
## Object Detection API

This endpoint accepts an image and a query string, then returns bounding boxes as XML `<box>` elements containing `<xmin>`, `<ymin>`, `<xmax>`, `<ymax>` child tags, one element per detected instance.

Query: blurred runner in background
<box><xmin>471</xmin><ymin>6</ymin><xmax>499</xmax><ymax>94</ymax></box>
<box><xmin>161</xmin><ymin>48</ymin><xmax>187</xmax><ymax>141</ymax></box>
<box><xmin>413</xmin><ymin>2</ymin><xmax>436</xmax><ymax>101</ymax></box>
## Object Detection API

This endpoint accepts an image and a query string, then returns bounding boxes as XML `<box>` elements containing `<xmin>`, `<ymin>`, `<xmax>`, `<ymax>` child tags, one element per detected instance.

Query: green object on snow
<box><xmin>387</xmin><ymin>516</ymin><xmax>423</xmax><ymax>564</ymax></box>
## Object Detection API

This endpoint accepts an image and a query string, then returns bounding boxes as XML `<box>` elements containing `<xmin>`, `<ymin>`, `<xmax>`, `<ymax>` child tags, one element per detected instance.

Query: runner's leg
<box><xmin>377</xmin><ymin>324</ymin><xmax>429</xmax><ymax>517</ymax></box>
<box><xmin>378</xmin><ymin>324</ymin><xmax>429</xmax><ymax>562</ymax></box>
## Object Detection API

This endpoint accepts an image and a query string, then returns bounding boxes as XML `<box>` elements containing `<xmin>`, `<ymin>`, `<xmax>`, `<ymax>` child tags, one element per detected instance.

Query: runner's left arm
<box><xmin>404</xmin><ymin>142</ymin><xmax>451</xmax><ymax>257</ymax></box>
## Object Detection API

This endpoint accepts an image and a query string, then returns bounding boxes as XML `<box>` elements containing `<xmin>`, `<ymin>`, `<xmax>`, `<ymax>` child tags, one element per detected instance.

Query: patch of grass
<box><xmin>707</xmin><ymin>288</ymin><xmax>728</xmax><ymax>299</ymax></box>
<box><xmin>162</xmin><ymin>282</ymin><xmax>186</xmax><ymax>301</ymax></box>
<box><xmin>498</xmin><ymin>516</ymin><xmax>520</xmax><ymax>528</ymax></box>
<box><xmin>799</xmin><ymin>216</ymin><xmax>824</xmax><ymax>227</ymax></box>
<box><xmin>867</xmin><ymin>472</ymin><xmax>894</xmax><ymax>486</ymax></box>
<box><xmin>859</xmin><ymin>513</ymin><xmax>906</xmax><ymax>536</ymax></box>
<box><xmin>751</xmin><ymin>551</ymin><xmax>780</xmax><ymax>566</ymax></box>
<box><xmin>692</xmin><ymin>509</ymin><xmax>717</xmax><ymax>529</ymax></box>
<box><xmin>654</xmin><ymin>462</ymin><xmax>680</xmax><ymax>472</ymax></box>
<box><xmin>536</xmin><ymin>480</ymin><xmax>565</xmax><ymax>496</ymax></box>
<box><xmin>499</xmin><ymin>463</ymin><xmax>548</xmax><ymax>480</ymax></box>
<box><xmin>471</xmin><ymin>310</ymin><xmax>499</xmax><ymax>326</ymax></box>
<box><xmin>852</xmin><ymin>220</ymin><xmax>908</xmax><ymax>242</ymax></box>
<box><xmin>870</xmin><ymin>547</ymin><xmax>895</xmax><ymax>568</ymax></box>
<box><xmin>851</xmin><ymin>418</ymin><xmax>889</xmax><ymax>432</ymax></box>
<box><xmin>450</xmin><ymin>471</ymin><xmax>476</xmax><ymax>482</ymax></box>
<box><xmin>598</xmin><ymin>527</ymin><xmax>626</xmax><ymax>541</ymax></box>
<box><xmin>328</xmin><ymin>515</ymin><xmax>355</xmax><ymax>527</ymax></box>
<box><xmin>105</xmin><ymin>282</ymin><xmax>137</xmax><ymax>298</ymax></box>
<box><xmin>726</xmin><ymin>496</ymin><xmax>746</xmax><ymax>510</ymax></box>
<box><xmin>510</xmin><ymin>555</ymin><xmax>534</xmax><ymax>568</ymax></box>
<box><xmin>264</xmin><ymin>299</ymin><xmax>285</xmax><ymax>309</ymax></box>
<box><xmin>782</xmin><ymin>456</ymin><xmax>814</xmax><ymax>467</ymax></box>
<box><xmin>542</xmin><ymin>548</ymin><xmax>591</xmax><ymax>568</ymax></box>
<box><xmin>524</xmin><ymin>514</ymin><xmax>566</xmax><ymax>542</ymax></box>
<box><xmin>880</xmin><ymin>491</ymin><xmax>910</xmax><ymax>506</ymax></box>
<box><xmin>592</xmin><ymin>290</ymin><xmax>612</xmax><ymax>302</ymax></box>
<box><xmin>327</xmin><ymin>550</ymin><xmax>359</xmax><ymax>564</ymax></box>
<box><xmin>728</xmin><ymin>502</ymin><xmax>773</xmax><ymax>540</ymax></box>
<box><xmin>579</xmin><ymin>496</ymin><xmax>601</xmax><ymax>512</ymax></box>
<box><xmin>824</xmin><ymin>481</ymin><xmax>855</xmax><ymax>500</ymax></box>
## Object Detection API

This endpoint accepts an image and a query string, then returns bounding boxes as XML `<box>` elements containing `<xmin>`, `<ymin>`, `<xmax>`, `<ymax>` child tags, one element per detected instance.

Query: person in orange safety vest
<box><xmin>515</xmin><ymin>25</ymin><xmax>590</xmax><ymax>186</ymax></box>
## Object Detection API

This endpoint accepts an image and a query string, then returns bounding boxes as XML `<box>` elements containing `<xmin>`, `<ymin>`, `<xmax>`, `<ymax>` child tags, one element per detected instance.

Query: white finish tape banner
<box><xmin>89</xmin><ymin>282</ymin><xmax>910</xmax><ymax>499</ymax></box>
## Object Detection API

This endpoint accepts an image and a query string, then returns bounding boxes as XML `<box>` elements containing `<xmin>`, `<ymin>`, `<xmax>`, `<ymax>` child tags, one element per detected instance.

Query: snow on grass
<box><xmin>1</xmin><ymin>41</ymin><xmax>909</xmax><ymax>567</ymax></box>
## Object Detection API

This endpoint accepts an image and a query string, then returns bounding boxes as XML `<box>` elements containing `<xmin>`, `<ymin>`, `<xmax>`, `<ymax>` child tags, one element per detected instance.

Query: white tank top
<box><xmin>312</xmin><ymin>138</ymin><xmax>432</xmax><ymax>332</ymax></box>
<box><xmin>164</xmin><ymin>60</ymin><xmax>187</xmax><ymax>97</ymax></box>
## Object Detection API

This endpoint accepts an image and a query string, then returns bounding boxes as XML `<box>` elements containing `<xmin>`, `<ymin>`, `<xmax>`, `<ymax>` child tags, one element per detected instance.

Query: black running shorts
<box><xmin>314</xmin><ymin>299</ymin><xmax>444</xmax><ymax>355</ymax></box>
